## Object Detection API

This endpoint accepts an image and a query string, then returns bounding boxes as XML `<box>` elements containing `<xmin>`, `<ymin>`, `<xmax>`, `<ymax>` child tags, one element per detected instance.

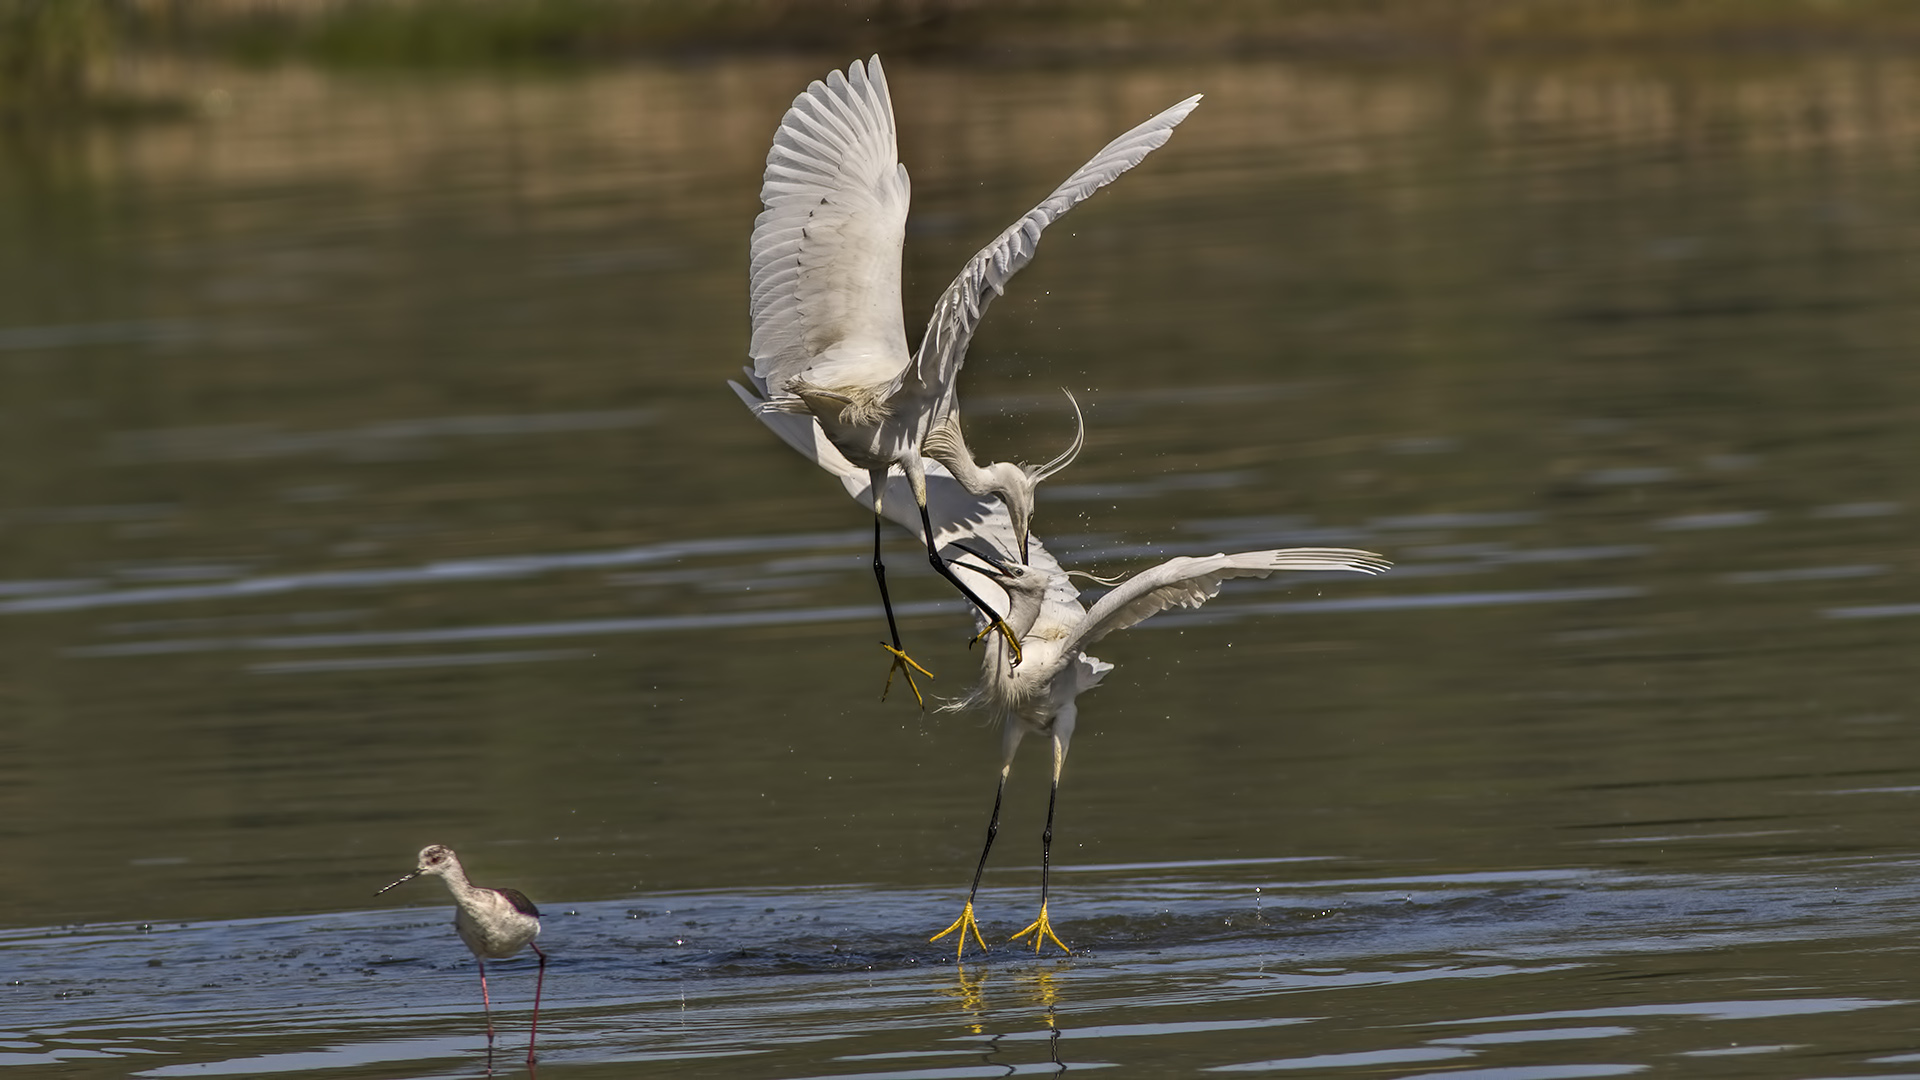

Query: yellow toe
<box><xmin>997</xmin><ymin>621</ymin><xmax>1024</xmax><ymax>665</ymax></box>
<box><xmin>967</xmin><ymin>620</ymin><xmax>1025</xmax><ymax>666</ymax></box>
<box><xmin>1009</xmin><ymin>902</ymin><xmax>1070</xmax><ymax>955</ymax></box>
<box><xmin>930</xmin><ymin>900</ymin><xmax>990</xmax><ymax>960</ymax></box>
<box><xmin>879</xmin><ymin>643</ymin><xmax>933</xmax><ymax>706</ymax></box>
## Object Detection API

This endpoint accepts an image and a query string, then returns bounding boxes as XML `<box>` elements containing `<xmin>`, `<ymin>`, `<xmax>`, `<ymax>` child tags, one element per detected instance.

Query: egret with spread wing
<box><xmin>730</xmin><ymin>377</ymin><xmax>1391</xmax><ymax>959</ymax></box>
<box><xmin>746</xmin><ymin>54</ymin><xmax>1201</xmax><ymax>705</ymax></box>
<box><xmin>932</xmin><ymin>542</ymin><xmax>1391</xmax><ymax>957</ymax></box>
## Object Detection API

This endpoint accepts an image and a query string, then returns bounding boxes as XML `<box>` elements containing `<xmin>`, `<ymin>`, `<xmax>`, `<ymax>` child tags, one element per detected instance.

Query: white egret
<box><xmin>746</xmin><ymin>54</ymin><xmax>1201</xmax><ymax>705</ymax></box>
<box><xmin>936</xmin><ymin>538</ymin><xmax>1391</xmax><ymax>956</ymax></box>
<box><xmin>377</xmin><ymin>845</ymin><xmax>546</xmax><ymax>1064</ymax></box>
<box><xmin>922</xmin><ymin>389</ymin><xmax>1086</xmax><ymax>569</ymax></box>
<box><xmin>730</xmin><ymin>379</ymin><xmax>1392</xmax><ymax>958</ymax></box>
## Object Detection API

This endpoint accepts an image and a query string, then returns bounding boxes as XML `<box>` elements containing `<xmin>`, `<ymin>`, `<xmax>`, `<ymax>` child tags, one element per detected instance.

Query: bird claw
<box><xmin>967</xmin><ymin>619</ymin><xmax>1024</xmax><ymax>667</ymax></box>
<box><xmin>997</xmin><ymin>621</ymin><xmax>1023</xmax><ymax>666</ymax></box>
<box><xmin>880</xmin><ymin>643</ymin><xmax>933</xmax><ymax>707</ymax></box>
<box><xmin>931</xmin><ymin>899</ymin><xmax>990</xmax><ymax>960</ymax></box>
<box><xmin>1010</xmin><ymin>902</ymin><xmax>1070</xmax><ymax>955</ymax></box>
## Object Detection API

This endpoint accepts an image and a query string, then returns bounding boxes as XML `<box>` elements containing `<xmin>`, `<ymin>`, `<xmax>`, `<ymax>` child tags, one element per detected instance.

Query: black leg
<box><xmin>966</xmin><ymin>775</ymin><xmax>1008</xmax><ymax>907</ymax></box>
<box><xmin>873</xmin><ymin>512</ymin><xmax>930</xmax><ymax>705</ymax></box>
<box><xmin>1012</xmin><ymin>758</ymin><xmax>1070</xmax><ymax>954</ymax></box>
<box><xmin>917</xmin><ymin>501</ymin><xmax>1023</xmax><ymax>666</ymax></box>
<box><xmin>932</xmin><ymin>769</ymin><xmax>1008</xmax><ymax>958</ymax></box>
<box><xmin>873</xmin><ymin>512</ymin><xmax>905</xmax><ymax>652</ymax></box>
<box><xmin>1037</xmin><ymin>777</ymin><xmax>1059</xmax><ymax>913</ymax></box>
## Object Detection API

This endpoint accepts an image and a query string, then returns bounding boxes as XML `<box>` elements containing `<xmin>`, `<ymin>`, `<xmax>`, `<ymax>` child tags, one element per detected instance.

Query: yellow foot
<box><xmin>1010</xmin><ymin>902</ymin><xmax>1070</xmax><ymax>955</ymax></box>
<box><xmin>930</xmin><ymin>899</ymin><xmax>990</xmax><ymax>960</ymax></box>
<box><xmin>879</xmin><ymin>643</ymin><xmax>934</xmax><ymax>707</ymax></box>
<box><xmin>968</xmin><ymin>619</ymin><xmax>1024</xmax><ymax>667</ymax></box>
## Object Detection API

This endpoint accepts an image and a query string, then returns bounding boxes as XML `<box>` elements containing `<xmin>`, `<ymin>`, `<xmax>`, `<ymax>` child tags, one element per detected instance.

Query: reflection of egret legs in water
<box><xmin>940</xmin><ymin>965</ymin><xmax>992</xmax><ymax>1036</ymax></box>
<box><xmin>1022</xmin><ymin>966</ymin><xmax>1061</xmax><ymax>1014</ymax></box>
<box><xmin>1019</xmin><ymin>967</ymin><xmax>1066</xmax><ymax>1073</ymax></box>
<box><xmin>939</xmin><ymin>965</ymin><xmax>1069</xmax><ymax>1073</ymax></box>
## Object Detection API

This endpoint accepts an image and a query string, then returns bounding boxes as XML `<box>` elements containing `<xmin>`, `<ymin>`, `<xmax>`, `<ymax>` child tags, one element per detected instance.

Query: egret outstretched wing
<box><xmin>750</xmin><ymin>56</ymin><xmax>912</xmax><ymax>396</ymax></box>
<box><xmin>731</xmin><ymin>372</ymin><xmax>1037</xmax><ymax>621</ymax></box>
<box><xmin>729</xmin><ymin>374</ymin><xmax>845</xmax><ymax>481</ymax></box>
<box><xmin>903</xmin><ymin>94</ymin><xmax>1204</xmax><ymax>406</ymax></box>
<box><xmin>1062</xmin><ymin>548</ymin><xmax>1392</xmax><ymax>657</ymax></box>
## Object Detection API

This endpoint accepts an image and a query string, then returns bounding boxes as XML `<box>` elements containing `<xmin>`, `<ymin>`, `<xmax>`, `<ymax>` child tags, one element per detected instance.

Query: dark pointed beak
<box><xmin>375</xmin><ymin>869</ymin><xmax>422</xmax><ymax>897</ymax></box>
<box><xmin>1005</xmin><ymin>503</ymin><xmax>1033</xmax><ymax>566</ymax></box>
<box><xmin>951</xmin><ymin>541</ymin><xmax>1015</xmax><ymax>579</ymax></box>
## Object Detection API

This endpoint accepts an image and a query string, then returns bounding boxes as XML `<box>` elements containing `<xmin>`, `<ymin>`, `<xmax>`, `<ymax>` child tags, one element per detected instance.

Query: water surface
<box><xmin>3</xmin><ymin>52</ymin><xmax>1919</xmax><ymax>1077</ymax></box>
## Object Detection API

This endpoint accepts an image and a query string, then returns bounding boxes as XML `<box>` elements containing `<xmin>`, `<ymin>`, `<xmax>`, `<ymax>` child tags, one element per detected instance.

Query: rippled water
<box><xmin>4</xmin><ymin>51</ymin><xmax>1920</xmax><ymax>1077</ymax></box>
<box><xmin>8</xmin><ymin>857</ymin><xmax>1920</xmax><ymax>1076</ymax></box>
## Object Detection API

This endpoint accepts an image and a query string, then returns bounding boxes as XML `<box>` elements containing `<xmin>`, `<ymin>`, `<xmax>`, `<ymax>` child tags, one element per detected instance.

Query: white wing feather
<box><xmin>731</xmin><ymin>372</ymin><xmax>1054</xmax><ymax>620</ymax></box>
<box><xmin>731</xmin><ymin>375</ymin><xmax>1389</xmax><ymax>732</ymax></box>
<box><xmin>750</xmin><ymin>56</ymin><xmax>912</xmax><ymax>396</ymax></box>
<box><xmin>906</xmin><ymin>93</ymin><xmax>1204</xmax><ymax>403</ymax></box>
<box><xmin>731</xmin><ymin>374</ymin><xmax>1388</xmax><ymax>659</ymax></box>
<box><xmin>1063</xmin><ymin>548</ymin><xmax>1392</xmax><ymax>657</ymax></box>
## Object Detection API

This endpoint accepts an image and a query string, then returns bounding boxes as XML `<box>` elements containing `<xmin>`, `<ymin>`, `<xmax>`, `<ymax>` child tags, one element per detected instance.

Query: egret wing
<box><xmin>731</xmin><ymin>372</ymin><xmax>1024</xmax><ymax>620</ymax></box>
<box><xmin>935</xmin><ymin>509</ymin><xmax>1079</xmax><ymax>637</ymax></box>
<box><xmin>730</xmin><ymin>373</ymin><xmax>859</xmax><ymax>489</ymax></box>
<box><xmin>1062</xmin><ymin>548</ymin><xmax>1391</xmax><ymax>655</ymax></box>
<box><xmin>751</xmin><ymin>56</ymin><xmax>913</xmax><ymax>396</ymax></box>
<box><xmin>903</xmin><ymin>93</ymin><xmax>1203</xmax><ymax>405</ymax></box>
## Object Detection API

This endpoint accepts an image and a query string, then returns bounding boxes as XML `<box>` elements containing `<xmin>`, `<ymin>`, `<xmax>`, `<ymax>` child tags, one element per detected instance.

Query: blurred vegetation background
<box><xmin>7</xmin><ymin>0</ymin><xmax>1920</xmax><ymax>117</ymax></box>
<box><xmin>3</xmin><ymin>0</ymin><xmax>112</xmax><ymax>113</ymax></box>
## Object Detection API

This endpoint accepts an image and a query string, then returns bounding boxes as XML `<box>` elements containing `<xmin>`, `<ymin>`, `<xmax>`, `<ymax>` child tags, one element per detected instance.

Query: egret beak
<box><xmin>1004</xmin><ymin>500</ymin><xmax>1033</xmax><ymax>567</ymax></box>
<box><xmin>375</xmin><ymin>869</ymin><xmax>422</xmax><ymax>897</ymax></box>
<box><xmin>951</xmin><ymin>541</ymin><xmax>1016</xmax><ymax>579</ymax></box>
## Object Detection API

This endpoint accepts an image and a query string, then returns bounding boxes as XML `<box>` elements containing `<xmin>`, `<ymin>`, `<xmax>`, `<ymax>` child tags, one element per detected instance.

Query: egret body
<box><xmin>747</xmin><ymin>55</ymin><xmax>1201</xmax><ymax>704</ymax></box>
<box><xmin>730</xmin><ymin>377</ymin><xmax>1392</xmax><ymax>959</ymax></box>
<box><xmin>932</xmin><ymin>543</ymin><xmax>1392</xmax><ymax>956</ymax></box>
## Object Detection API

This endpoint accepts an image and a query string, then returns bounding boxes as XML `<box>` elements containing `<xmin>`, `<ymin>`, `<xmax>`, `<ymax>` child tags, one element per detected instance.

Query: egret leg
<box><xmin>1011</xmin><ymin>740</ymin><xmax>1070</xmax><ymax>955</ymax></box>
<box><xmin>931</xmin><ymin>766</ymin><xmax>1008</xmax><ymax>961</ymax></box>
<box><xmin>871</xmin><ymin>512</ymin><xmax>933</xmax><ymax>706</ymax></box>
<box><xmin>917</xmin><ymin>501</ymin><xmax>1023</xmax><ymax>666</ymax></box>
<box><xmin>526</xmin><ymin>943</ymin><xmax>545</xmax><ymax>1066</ymax></box>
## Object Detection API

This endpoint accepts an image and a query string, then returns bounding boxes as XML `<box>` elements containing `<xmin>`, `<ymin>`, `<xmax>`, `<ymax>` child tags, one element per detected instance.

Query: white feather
<box><xmin>731</xmin><ymin>372</ymin><xmax>1391</xmax><ymax>767</ymax></box>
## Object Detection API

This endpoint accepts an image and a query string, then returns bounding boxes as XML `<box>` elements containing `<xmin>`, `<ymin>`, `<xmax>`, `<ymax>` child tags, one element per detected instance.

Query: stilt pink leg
<box><xmin>477</xmin><ymin>958</ymin><xmax>495</xmax><ymax>1044</ymax></box>
<box><xmin>526</xmin><ymin>943</ymin><xmax>546</xmax><ymax>1066</ymax></box>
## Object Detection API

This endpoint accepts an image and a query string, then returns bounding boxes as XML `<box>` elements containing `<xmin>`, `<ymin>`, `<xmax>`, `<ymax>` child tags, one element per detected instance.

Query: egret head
<box><xmin>1012</xmin><ymin>390</ymin><xmax>1085</xmax><ymax>563</ymax></box>
<box><xmin>924</xmin><ymin>391</ymin><xmax>1083</xmax><ymax>565</ymax></box>
<box><xmin>975</xmin><ymin>460</ymin><xmax>1036</xmax><ymax>565</ymax></box>
<box><xmin>953</xmin><ymin>542</ymin><xmax>1043</xmax><ymax>598</ymax></box>
<box><xmin>375</xmin><ymin>844</ymin><xmax>460</xmax><ymax>896</ymax></box>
